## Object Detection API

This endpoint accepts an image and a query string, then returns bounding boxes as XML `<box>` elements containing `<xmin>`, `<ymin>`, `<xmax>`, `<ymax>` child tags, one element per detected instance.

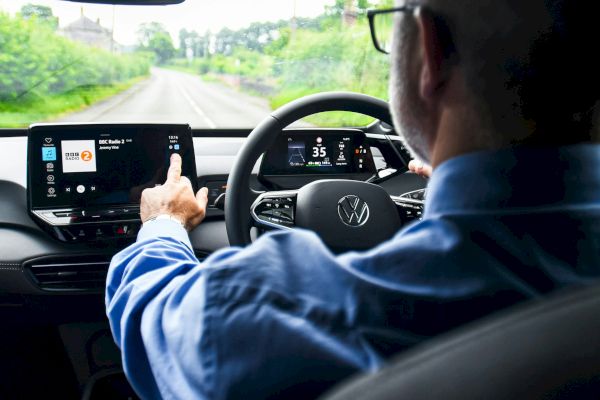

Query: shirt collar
<box><xmin>424</xmin><ymin>143</ymin><xmax>600</xmax><ymax>217</ymax></box>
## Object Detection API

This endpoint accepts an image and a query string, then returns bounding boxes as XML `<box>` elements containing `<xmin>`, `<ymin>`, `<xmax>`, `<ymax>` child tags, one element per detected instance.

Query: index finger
<box><xmin>166</xmin><ymin>153</ymin><xmax>182</xmax><ymax>183</ymax></box>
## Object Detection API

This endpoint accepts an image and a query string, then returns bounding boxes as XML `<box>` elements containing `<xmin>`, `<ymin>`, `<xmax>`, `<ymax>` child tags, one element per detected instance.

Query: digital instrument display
<box><xmin>260</xmin><ymin>129</ymin><xmax>376</xmax><ymax>176</ymax></box>
<box><xmin>28</xmin><ymin>124</ymin><xmax>198</xmax><ymax>209</ymax></box>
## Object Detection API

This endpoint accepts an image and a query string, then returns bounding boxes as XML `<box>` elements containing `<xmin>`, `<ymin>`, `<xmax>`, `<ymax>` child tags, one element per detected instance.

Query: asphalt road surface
<box><xmin>55</xmin><ymin>68</ymin><xmax>275</xmax><ymax>128</ymax></box>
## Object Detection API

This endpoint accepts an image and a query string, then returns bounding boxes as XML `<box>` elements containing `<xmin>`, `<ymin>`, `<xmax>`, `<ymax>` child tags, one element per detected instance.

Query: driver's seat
<box><xmin>322</xmin><ymin>283</ymin><xmax>600</xmax><ymax>399</ymax></box>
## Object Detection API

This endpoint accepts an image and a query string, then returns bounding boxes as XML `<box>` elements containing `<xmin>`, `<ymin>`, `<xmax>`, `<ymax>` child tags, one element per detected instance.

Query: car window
<box><xmin>0</xmin><ymin>0</ymin><xmax>391</xmax><ymax>129</ymax></box>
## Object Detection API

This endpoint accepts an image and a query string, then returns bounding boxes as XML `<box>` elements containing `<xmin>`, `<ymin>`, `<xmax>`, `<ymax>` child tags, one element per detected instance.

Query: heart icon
<box><xmin>44</xmin><ymin>138</ymin><xmax>52</xmax><ymax>143</ymax></box>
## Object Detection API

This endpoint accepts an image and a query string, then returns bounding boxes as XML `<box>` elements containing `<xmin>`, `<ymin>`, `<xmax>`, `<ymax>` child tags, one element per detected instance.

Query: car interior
<box><xmin>1</xmin><ymin>0</ymin><xmax>599</xmax><ymax>399</ymax></box>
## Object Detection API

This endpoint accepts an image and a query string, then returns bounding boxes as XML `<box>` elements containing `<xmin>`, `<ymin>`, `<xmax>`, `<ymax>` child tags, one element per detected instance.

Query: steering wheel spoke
<box><xmin>250</xmin><ymin>190</ymin><xmax>298</xmax><ymax>230</ymax></box>
<box><xmin>390</xmin><ymin>188</ymin><xmax>426</xmax><ymax>224</ymax></box>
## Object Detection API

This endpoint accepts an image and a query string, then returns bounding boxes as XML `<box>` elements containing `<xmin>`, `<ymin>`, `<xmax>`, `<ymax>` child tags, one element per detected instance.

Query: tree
<box><xmin>325</xmin><ymin>0</ymin><xmax>371</xmax><ymax>25</ymax></box>
<box><xmin>357</xmin><ymin>0</ymin><xmax>372</xmax><ymax>13</ymax></box>
<box><xmin>137</xmin><ymin>22</ymin><xmax>175</xmax><ymax>64</ymax></box>
<box><xmin>20</xmin><ymin>3</ymin><xmax>58</xmax><ymax>30</ymax></box>
<box><xmin>178</xmin><ymin>29</ymin><xmax>210</xmax><ymax>59</ymax></box>
<box><xmin>148</xmin><ymin>32</ymin><xmax>175</xmax><ymax>64</ymax></box>
<box><xmin>214</xmin><ymin>27</ymin><xmax>236</xmax><ymax>56</ymax></box>
<box><xmin>137</xmin><ymin>22</ymin><xmax>167</xmax><ymax>47</ymax></box>
<box><xmin>195</xmin><ymin>32</ymin><xmax>210</xmax><ymax>58</ymax></box>
<box><xmin>179</xmin><ymin>28</ymin><xmax>190</xmax><ymax>58</ymax></box>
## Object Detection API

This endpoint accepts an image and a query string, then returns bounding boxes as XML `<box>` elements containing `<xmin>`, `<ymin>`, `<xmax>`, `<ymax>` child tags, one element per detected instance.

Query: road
<box><xmin>55</xmin><ymin>68</ymin><xmax>276</xmax><ymax>128</ymax></box>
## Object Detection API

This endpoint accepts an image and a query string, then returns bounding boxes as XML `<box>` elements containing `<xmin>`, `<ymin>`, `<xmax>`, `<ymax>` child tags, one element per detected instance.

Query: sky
<box><xmin>0</xmin><ymin>0</ymin><xmax>336</xmax><ymax>46</ymax></box>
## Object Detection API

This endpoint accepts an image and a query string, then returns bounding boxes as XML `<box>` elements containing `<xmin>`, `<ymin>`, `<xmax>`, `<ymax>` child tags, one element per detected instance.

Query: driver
<box><xmin>106</xmin><ymin>1</ymin><xmax>600</xmax><ymax>399</ymax></box>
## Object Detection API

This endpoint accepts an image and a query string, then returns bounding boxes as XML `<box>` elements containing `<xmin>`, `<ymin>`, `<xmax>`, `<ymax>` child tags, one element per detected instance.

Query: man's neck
<box><xmin>429</xmin><ymin>102</ymin><xmax>527</xmax><ymax>168</ymax></box>
<box><xmin>430</xmin><ymin>112</ymin><xmax>493</xmax><ymax>168</ymax></box>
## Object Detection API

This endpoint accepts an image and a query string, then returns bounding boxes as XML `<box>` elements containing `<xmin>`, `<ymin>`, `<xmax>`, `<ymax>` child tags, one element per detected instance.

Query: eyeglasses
<box><xmin>367</xmin><ymin>6</ymin><xmax>417</xmax><ymax>55</ymax></box>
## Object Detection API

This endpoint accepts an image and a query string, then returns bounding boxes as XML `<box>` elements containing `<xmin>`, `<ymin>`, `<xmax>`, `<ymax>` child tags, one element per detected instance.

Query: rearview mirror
<box><xmin>62</xmin><ymin>0</ymin><xmax>184</xmax><ymax>5</ymax></box>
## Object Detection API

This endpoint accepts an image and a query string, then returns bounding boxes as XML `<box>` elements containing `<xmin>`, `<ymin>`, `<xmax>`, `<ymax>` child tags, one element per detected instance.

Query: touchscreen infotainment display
<box><xmin>28</xmin><ymin>124</ymin><xmax>197</xmax><ymax>209</ymax></box>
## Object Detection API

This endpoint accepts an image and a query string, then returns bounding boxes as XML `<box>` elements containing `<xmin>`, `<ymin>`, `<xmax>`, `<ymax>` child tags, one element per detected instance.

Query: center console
<box><xmin>27</xmin><ymin>123</ymin><xmax>198</xmax><ymax>242</ymax></box>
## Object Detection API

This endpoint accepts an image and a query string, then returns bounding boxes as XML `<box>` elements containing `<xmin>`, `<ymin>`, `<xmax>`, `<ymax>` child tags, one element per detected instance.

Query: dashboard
<box><xmin>0</xmin><ymin>123</ymin><xmax>427</xmax><ymax>298</ymax></box>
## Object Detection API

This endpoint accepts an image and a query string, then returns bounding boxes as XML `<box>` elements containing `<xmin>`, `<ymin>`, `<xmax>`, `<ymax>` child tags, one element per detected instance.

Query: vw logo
<box><xmin>337</xmin><ymin>195</ymin><xmax>370</xmax><ymax>227</ymax></box>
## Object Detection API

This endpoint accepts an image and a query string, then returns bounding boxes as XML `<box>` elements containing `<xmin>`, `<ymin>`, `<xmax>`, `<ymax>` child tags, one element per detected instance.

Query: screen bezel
<box><xmin>27</xmin><ymin>123</ymin><xmax>198</xmax><ymax>211</ymax></box>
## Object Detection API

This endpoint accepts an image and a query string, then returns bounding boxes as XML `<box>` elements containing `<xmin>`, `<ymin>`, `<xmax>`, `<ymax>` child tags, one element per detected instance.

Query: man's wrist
<box><xmin>138</xmin><ymin>215</ymin><xmax>193</xmax><ymax>249</ymax></box>
<box><xmin>144</xmin><ymin>214</ymin><xmax>185</xmax><ymax>228</ymax></box>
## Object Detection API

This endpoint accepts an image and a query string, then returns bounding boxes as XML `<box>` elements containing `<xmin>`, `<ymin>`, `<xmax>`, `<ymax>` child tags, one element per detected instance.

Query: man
<box><xmin>106</xmin><ymin>1</ymin><xmax>600</xmax><ymax>399</ymax></box>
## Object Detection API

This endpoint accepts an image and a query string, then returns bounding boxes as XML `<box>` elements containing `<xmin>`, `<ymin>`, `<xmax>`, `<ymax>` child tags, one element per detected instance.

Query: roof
<box><xmin>63</xmin><ymin>15</ymin><xmax>110</xmax><ymax>34</ymax></box>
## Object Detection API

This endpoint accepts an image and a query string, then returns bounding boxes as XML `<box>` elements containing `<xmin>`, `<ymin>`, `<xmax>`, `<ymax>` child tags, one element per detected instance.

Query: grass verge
<box><xmin>0</xmin><ymin>76</ymin><xmax>148</xmax><ymax>128</ymax></box>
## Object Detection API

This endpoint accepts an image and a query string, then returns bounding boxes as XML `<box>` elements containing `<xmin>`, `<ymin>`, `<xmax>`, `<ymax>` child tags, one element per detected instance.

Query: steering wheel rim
<box><xmin>225</xmin><ymin>91</ymin><xmax>394</xmax><ymax>246</ymax></box>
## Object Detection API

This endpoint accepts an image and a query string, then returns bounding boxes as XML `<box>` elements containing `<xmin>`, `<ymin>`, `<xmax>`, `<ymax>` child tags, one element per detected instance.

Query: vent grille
<box><xmin>28</xmin><ymin>260</ymin><xmax>110</xmax><ymax>291</ymax></box>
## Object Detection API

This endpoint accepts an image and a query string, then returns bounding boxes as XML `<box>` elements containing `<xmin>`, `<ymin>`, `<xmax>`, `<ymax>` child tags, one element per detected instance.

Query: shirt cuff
<box><xmin>137</xmin><ymin>219</ymin><xmax>193</xmax><ymax>249</ymax></box>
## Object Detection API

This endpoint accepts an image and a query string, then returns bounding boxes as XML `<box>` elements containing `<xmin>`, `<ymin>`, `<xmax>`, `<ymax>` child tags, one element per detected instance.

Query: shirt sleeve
<box><xmin>106</xmin><ymin>219</ymin><xmax>201</xmax><ymax>398</ymax></box>
<box><xmin>136</xmin><ymin>218</ymin><xmax>192</xmax><ymax>249</ymax></box>
<box><xmin>106</xmin><ymin>221</ymin><xmax>381</xmax><ymax>400</ymax></box>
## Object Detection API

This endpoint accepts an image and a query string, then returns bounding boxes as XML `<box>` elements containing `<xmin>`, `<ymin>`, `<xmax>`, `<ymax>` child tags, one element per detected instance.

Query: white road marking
<box><xmin>175</xmin><ymin>82</ymin><xmax>217</xmax><ymax>129</ymax></box>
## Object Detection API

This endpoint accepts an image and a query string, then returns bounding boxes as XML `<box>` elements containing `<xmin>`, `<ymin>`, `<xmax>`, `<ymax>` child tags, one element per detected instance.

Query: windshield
<box><xmin>0</xmin><ymin>0</ymin><xmax>390</xmax><ymax>129</ymax></box>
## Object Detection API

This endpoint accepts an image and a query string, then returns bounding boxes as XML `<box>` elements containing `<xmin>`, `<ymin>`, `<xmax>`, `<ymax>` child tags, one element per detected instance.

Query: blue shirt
<box><xmin>106</xmin><ymin>144</ymin><xmax>600</xmax><ymax>400</ymax></box>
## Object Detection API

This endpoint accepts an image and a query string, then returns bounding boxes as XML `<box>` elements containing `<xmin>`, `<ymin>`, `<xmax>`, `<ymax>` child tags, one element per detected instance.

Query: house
<box><xmin>61</xmin><ymin>9</ymin><xmax>120</xmax><ymax>53</ymax></box>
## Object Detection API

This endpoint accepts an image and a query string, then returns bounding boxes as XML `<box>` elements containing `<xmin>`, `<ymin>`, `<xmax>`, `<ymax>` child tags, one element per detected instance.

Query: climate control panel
<box><xmin>31</xmin><ymin>206</ymin><xmax>141</xmax><ymax>242</ymax></box>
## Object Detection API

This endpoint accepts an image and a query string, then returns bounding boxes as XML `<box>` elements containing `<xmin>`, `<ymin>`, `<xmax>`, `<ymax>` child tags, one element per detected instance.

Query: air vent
<box><xmin>27</xmin><ymin>259</ymin><xmax>111</xmax><ymax>292</ymax></box>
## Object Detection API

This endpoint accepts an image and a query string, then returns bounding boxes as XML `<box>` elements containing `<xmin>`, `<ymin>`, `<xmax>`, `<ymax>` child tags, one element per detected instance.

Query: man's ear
<box><xmin>416</xmin><ymin>9</ymin><xmax>451</xmax><ymax>102</ymax></box>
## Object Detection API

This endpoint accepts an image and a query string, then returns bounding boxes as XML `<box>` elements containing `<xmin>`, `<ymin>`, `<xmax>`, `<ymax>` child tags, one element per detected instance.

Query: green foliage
<box><xmin>137</xmin><ymin>22</ymin><xmax>176</xmax><ymax>64</ymax></box>
<box><xmin>148</xmin><ymin>32</ymin><xmax>176</xmax><ymax>64</ymax></box>
<box><xmin>279</xmin><ymin>20</ymin><xmax>389</xmax><ymax>126</ymax></box>
<box><xmin>19</xmin><ymin>3</ymin><xmax>58</xmax><ymax>29</ymax></box>
<box><xmin>179</xmin><ymin>29</ymin><xmax>209</xmax><ymax>58</ymax></box>
<box><xmin>326</xmin><ymin>0</ymin><xmax>372</xmax><ymax>17</ymax></box>
<box><xmin>0</xmin><ymin>11</ymin><xmax>150</xmax><ymax>125</ymax></box>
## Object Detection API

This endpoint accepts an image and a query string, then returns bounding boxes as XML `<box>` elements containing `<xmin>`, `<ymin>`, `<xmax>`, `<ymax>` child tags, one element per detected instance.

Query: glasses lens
<box><xmin>374</xmin><ymin>12</ymin><xmax>394</xmax><ymax>53</ymax></box>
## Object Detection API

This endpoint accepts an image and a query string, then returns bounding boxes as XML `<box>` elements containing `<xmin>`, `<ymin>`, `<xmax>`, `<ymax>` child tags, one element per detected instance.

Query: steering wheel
<box><xmin>225</xmin><ymin>91</ymin><xmax>403</xmax><ymax>251</ymax></box>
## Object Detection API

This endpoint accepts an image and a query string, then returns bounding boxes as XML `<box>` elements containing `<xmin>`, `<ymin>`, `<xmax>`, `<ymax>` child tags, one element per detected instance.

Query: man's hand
<box><xmin>408</xmin><ymin>160</ymin><xmax>432</xmax><ymax>178</ymax></box>
<box><xmin>140</xmin><ymin>154</ymin><xmax>209</xmax><ymax>231</ymax></box>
